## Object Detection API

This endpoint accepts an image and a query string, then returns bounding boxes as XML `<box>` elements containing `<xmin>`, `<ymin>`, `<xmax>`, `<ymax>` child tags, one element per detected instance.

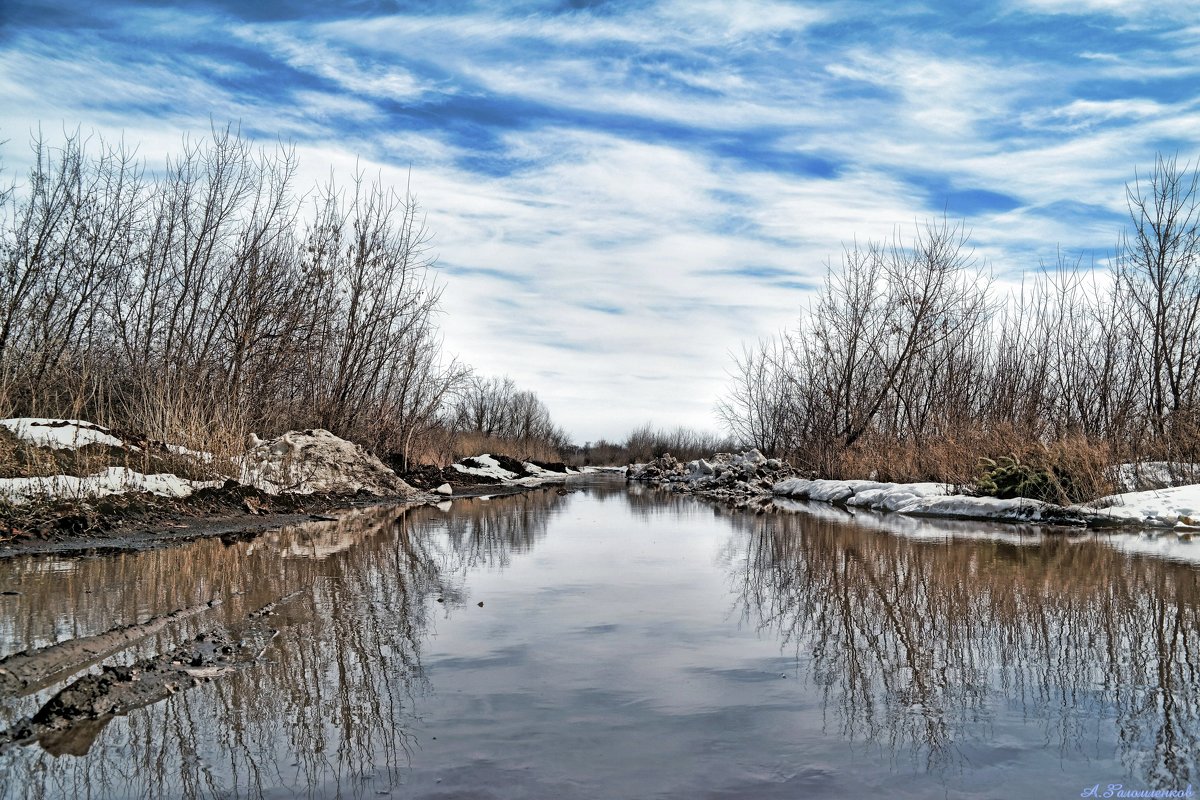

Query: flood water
<box><xmin>3</xmin><ymin>475</ymin><xmax>1200</xmax><ymax>798</ymax></box>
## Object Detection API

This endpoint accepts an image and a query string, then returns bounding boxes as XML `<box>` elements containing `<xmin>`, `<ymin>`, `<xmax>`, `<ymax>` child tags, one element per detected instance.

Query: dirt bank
<box><xmin>0</xmin><ymin>483</ymin><xmax>420</xmax><ymax>559</ymax></box>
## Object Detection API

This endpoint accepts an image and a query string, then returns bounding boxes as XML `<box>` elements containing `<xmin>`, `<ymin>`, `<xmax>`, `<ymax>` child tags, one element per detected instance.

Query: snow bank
<box><xmin>773</xmin><ymin>477</ymin><xmax>1059</xmax><ymax>523</ymax></box>
<box><xmin>1076</xmin><ymin>484</ymin><xmax>1200</xmax><ymax>528</ymax></box>
<box><xmin>0</xmin><ymin>419</ymin><xmax>418</xmax><ymax>505</ymax></box>
<box><xmin>774</xmin><ymin>475</ymin><xmax>1200</xmax><ymax>530</ymax></box>
<box><xmin>0</xmin><ymin>467</ymin><xmax>219</xmax><ymax>503</ymax></box>
<box><xmin>240</xmin><ymin>429</ymin><xmax>414</xmax><ymax>496</ymax></box>
<box><xmin>452</xmin><ymin>454</ymin><xmax>520</xmax><ymax>481</ymax></box>
<box><xmin>0</xmin><ymin>418</ymin><xmax>125</xmax><ymax>450</ymax></box>
<box><xmin>449</xmin><ymin>454</ymin><xmax>577</xmax><ymax>485</ymax></box>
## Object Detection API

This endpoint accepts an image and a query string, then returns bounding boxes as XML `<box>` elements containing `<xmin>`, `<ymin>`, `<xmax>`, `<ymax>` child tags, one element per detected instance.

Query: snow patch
<box><xmin>449</xmin><ymin>454</ymin><xmax>574</xmax><ymax>486</ymax></box>
<box><xmin>1075</xmin><ymin>484</ymin><xmax>1200</xmax><ymax>528</ymax></box>
<box><xmin>774</xmin><ymin>477</ymin><xmax>1056</xmax><ymax>523</ymax></box>
<box><xmin>0</xmin><ymin>418</ymin><xmax>124</xmax><ymax>450</ymax></box>
<box><xmin>0</xmin><ymin>467</ymin><xmax>220</xmax><ymax>503</ymax></box>
<box><xmin>451</xmin><ymin>454</ymin><xmax>517</xmax><ymax>481</ymax></box>
<box><xmin>775</xmin><ymin>475</ymin><xmax>1200</xmax><ymax>530</ymax></box>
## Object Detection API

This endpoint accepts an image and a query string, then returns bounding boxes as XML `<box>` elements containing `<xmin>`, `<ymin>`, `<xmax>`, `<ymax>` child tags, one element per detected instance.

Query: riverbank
<box><xmin>628</xmin><ymin>450</ymin><xmax>1200</xmax><ymax>531</ymax></box>
<box><xmin>0</xmin><ymin>418</ymin><xmax>581</xmax><ymax>558</ymax></box>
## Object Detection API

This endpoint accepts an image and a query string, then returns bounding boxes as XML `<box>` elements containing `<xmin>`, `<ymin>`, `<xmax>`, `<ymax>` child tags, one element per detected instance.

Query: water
<box><xmin>2</xmin><ymin>476</ymin><xmax>1200</xmax><ymax>798</ymax></box>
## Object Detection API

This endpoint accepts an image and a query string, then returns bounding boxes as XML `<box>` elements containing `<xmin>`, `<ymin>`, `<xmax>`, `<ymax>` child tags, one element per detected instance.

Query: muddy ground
<box><xmin>0</xmin><ymin>596</ymin><xmax>291</xmax><ymax>757</ymax></box>
<box><xmin>0</xmin><ymin>466</ymin><xmax>573</xmax><ymax>559</ymax></box>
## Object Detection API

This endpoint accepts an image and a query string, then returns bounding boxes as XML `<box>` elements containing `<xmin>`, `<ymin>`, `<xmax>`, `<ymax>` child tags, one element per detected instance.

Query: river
<box><xmin>2</xmin><ymin>475</ymin><xmax>1199</xmax><ymax>798</ymax></box>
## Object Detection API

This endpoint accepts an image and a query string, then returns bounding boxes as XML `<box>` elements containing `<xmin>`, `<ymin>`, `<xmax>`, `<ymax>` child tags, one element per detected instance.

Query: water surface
<box><xmin>2</xmin><ymin>476</ymin><xmax>1200</xmax><ymax>798</ymax></box>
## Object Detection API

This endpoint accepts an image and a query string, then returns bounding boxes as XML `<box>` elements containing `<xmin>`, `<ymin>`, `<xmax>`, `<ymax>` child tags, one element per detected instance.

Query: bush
<box><xmin>974</xmin><ymin>438</ymin><xmax>1112</xmax><ymax>505</ymax></box>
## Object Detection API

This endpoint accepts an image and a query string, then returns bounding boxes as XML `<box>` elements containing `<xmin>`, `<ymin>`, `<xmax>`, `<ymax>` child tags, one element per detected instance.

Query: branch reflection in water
<box><xmin>0</xmin><ymin>488</ymin><xmax>570</xmax><ymax>799</ymax></box>
<box><xmin>722</xmin><ymin>500</ymin><xmax>1200</xmax><ymax>787</ymax></box>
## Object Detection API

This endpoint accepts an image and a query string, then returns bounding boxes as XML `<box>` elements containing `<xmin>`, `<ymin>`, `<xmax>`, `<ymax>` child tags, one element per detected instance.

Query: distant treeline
<box><xmin>566</xmin><ymin>423</ymin><xmax>738</xmax><ymax>467</ymax></box>
<box><xmin>0</xmin><ymin>127</ymin><xmax>568</xmax><ymax>467</ymax></box>
<box><xmin>718</xmin><ymin>154</ymin><xmax>1200</xmax><ymax>495</ymax></box>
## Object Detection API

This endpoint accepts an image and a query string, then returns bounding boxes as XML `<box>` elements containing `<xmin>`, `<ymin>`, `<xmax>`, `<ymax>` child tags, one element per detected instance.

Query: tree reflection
<box><xmin>438</xmin><ymin>487</ymin><xmax>570</xmax><ymax>570</ymax></box>
<box><xmin>724</xmin><ymin>507</ymin><xmax>1200</xmax><ymax>786</ymax></box>
<box><xmin>0</xmin><ymin>492</ymin><xmax>557</xmax><ymax>799</ymax></box>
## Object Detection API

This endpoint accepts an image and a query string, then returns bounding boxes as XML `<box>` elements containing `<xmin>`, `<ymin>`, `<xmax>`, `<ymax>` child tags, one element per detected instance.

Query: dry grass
<box><xmin>832</xmin><ymin>423</ymin><xmax>1116</xmax><ymax>502</ymax></box>
<box><xmin>448</xmin><ymin>431</ymin><xmax>563</xmax><ymax>465</ymax></box>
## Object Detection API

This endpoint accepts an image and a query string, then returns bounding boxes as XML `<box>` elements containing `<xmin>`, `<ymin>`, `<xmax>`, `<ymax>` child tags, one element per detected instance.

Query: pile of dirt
<box><xmin>627</xmin><ymin>450</ymin><xmax>797</xmax><ymax>504</ymax></box>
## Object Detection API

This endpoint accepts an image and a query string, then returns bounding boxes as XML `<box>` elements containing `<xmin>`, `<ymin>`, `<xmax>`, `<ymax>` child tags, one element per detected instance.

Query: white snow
<box><xmin>0</xmin><ymin>466</ymin><xmax>220</xmax><ymax>503</ymax></box>
<box><xmin>1110</xmin><ymin>461</ymin><xmax>1200</xmax><ymax>492</ymax></box>
<box><xmin>0</xmin><ymin>418</ymin><xmax>124</xmax><ymax>450</ymax></box>
<box><xmin>774</xmin><ymin>475</ymin><xmax>1200</xmax><ymax>530</ymax></box>
<box><xmin>773</xmin><ymin>477</ymin><xmax>1056</xmax><ymax>523</ymax></box>
<box><xmin>451</xmin><ymin>454</ymin><xmax>517</xmax><ymax>481</ymax></box>
<box><xmin>166</xmin><ymin>443</ymin><xmax>214</xmax><ymax>463</ymax></box>
<box><xmin>449</xmin><ymin>454</ymin><xmax>575</xmax><ymax>485</ymax></box>
<box><xmin>1075</xmin><ymin>484</ymin><xmax>1200</xmax><ymax>528</ymax></box>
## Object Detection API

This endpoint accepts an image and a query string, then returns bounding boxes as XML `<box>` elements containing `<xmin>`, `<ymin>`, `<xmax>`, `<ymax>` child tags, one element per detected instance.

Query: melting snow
<box><xmin>0</xmin><ymin>467</ymin><xmax>220</xmax><ymax>503</ymax></box>
<box><xmin>1</xmin><ymin>418</ymin><xmax>124</xmax><ymax>450</ymax></box>
<box><xmin>774</xmin><ymin>475</ymin><xmax>1200</xmax><ymax>530</ymax></box>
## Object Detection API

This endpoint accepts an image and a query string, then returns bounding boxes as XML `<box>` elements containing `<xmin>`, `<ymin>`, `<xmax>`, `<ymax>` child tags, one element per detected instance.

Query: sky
<box><xmin>2</xmin><ymin>0</ymin><xmax>1199</xmax><ymax>443</ymax></box>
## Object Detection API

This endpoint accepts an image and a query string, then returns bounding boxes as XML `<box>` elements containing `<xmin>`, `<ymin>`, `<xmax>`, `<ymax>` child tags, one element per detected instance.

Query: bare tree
<box><xmin>1115</xmin><ymin>154</ymin><xmax>1200</xmax><ymax>440</ymax></box>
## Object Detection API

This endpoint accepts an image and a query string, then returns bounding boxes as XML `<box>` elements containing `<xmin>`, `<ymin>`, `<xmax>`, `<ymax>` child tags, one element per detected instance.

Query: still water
<box><xmin>2</xmin><ymin>476</ymin><xmax>1200</xmax><ymax>798</ymax></box>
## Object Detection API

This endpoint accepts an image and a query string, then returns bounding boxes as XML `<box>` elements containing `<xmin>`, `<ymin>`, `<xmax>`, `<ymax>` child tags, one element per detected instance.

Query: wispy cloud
<box><xmin>2</xmin><ymin>0</ymin><xmax>1199</xmax><ymax>439</ymax></box>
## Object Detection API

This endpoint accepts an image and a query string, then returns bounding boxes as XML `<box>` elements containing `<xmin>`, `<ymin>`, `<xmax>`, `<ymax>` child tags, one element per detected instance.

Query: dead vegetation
<box><xmin>719</xmin><ymin>155</ymin><xmax>1200</xmax><ymax>499</ymax></box>
<box><xmin>0</xmin><ymin>127</ymin><xmax>570</xmax><ymax>471</ymax></box>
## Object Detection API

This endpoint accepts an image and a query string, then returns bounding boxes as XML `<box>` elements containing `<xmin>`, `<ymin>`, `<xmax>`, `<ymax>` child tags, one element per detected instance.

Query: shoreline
<box><xmin>0</xmin><ymin>473</ymin><xmax>583</xmax><ymax>560</ymax></box>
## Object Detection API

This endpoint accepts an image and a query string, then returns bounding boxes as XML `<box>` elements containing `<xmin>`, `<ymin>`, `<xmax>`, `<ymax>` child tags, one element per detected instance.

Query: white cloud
<box><xmin>4</xmin><ymin>0</ymin><xmax>1200</xmax><ymax>440</ymax></box>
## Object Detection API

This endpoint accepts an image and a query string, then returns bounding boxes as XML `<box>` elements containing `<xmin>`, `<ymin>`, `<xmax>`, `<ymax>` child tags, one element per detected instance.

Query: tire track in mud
<box><xmin>0</xmin><ymin>599</ymin><xmax>222</xmax><ymax>697</ymax></box>
<box><xmin>0</xmin><ymin>593</ymin><xmax>300</xmax><ymax>757</ymax></box>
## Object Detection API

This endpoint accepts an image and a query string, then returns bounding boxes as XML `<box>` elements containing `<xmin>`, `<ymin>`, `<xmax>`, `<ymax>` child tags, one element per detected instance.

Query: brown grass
<box><xmin>832</xmin><ymin>423</ymin><xmax>1116</xmax><ymax>500</ymax></box>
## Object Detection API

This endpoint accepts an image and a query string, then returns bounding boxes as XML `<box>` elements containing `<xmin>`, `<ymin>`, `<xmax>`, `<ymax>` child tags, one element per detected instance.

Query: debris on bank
<box><xmin>626</xmin><ymin>450</ymin><xmax>795</xmax><ymax>505</ymax></box>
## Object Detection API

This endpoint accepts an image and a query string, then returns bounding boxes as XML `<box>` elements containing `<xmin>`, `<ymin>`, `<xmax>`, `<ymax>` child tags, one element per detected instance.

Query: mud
<box><xmin>0</xmin><ymin>483</ymin><xmax>427</xmax><ymax>559</ymax></box>
<box><xmin>0</xmin><ymin>598</ymin><xmax>290</xmax><ymax>757</ymax></box>
<box><xmin>0</xmin><ymin>600</ymin><xmax>221</xmax><ymax>697</ymax></box>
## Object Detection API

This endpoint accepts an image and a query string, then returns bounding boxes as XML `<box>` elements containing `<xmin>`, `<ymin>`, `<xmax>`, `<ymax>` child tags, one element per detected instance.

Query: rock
<box><xmin>433</xmin><ymin>483</ymin><xmax>453</xmax><ymax>496</ymax></box>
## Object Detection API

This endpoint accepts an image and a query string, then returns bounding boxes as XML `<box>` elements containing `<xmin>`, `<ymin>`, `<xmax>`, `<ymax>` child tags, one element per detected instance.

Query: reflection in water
<box><xmin>2</xmin><ymin>480</ymin><xmax>1200</xmax><ymax>797</ymax></box>
<box><xmin>0</xmin><ymin>489</ymin><xmax>569</xmax><ymax>799</ymax></box>
<box><xmin>441</xmin><ymin>488</ymin><xmax>568</xmax><ymax>569</ymax></box>
<box><xmin>724</xmin><ymin>506</ymin><xmax>1200</xmax><ymax>787</ymax></box>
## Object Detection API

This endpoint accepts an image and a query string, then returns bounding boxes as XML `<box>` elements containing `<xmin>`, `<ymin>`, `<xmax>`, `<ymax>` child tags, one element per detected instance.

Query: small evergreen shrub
<box><xmin>974</xmin><ymin>454</ymin><xmax>1093</xmax><ymax>505</ymax></box>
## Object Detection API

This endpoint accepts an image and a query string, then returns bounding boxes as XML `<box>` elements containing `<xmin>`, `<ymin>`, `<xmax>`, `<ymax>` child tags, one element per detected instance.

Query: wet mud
<box><xmin>0</xmin><ymin>598</ymin><xmax>290</xmax><ymax>757</ymax></box>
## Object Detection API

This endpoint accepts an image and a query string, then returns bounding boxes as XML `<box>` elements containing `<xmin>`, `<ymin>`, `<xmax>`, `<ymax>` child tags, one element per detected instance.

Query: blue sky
<box><xmin>2</xmin><ymin>0</ymin><xmax>1199</xmax><ymax>442</ymax></box>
